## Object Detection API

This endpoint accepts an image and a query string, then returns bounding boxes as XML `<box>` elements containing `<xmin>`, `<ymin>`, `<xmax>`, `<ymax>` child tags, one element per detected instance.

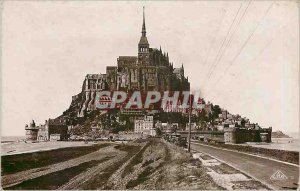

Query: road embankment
<box><xmin>1</xmin><ymin>139</ymin><xmax>223</xmax><ymax>190</ymax></box>
<box><xmin>2</xmin><ymin>138</ymin><xmax>281</xmax><ymax>190</ymax></box>
<box><xmin>192</xmin><ymin>141</ymin><xmax>299</xmax><ymax>164</ymax></box>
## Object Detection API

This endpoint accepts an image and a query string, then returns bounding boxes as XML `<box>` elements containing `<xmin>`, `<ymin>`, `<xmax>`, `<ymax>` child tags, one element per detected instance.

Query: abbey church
<box><xmin>25</xmin><ymin>8</ymin><xmax>272</xmax><ymax>144</ymax></box>
<box><xmin>82</xmin><ymin>8</ymin><xmax>190</xmax><ymax>94</ymax></box>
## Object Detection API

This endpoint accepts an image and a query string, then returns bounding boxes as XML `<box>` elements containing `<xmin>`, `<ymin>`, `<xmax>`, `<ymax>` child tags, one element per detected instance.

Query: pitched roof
<box><xmin>173</xmin><ymin>68</ymin><xmax>183</xmax><ymax>74</ymax></box>
<box><xmin>118</xmin><ymin>56</ymin><xmax>137</xmax><ymax>61</ymax></box>
<box><xmin>139</xmin><ymin>36</ymin><xmax>149</xmax><ymax>45</ymax></box>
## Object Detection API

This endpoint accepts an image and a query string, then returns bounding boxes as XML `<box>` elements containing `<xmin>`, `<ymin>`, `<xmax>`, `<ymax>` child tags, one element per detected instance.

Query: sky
<box><xmin>1</xmin><ymin>1</ymin><xmax>299</xmax><ymax>136</ymax></box>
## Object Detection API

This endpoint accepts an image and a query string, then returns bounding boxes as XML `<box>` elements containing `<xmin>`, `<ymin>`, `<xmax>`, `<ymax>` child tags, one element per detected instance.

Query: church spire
<box><xmin>138</xmin><ymin>6</ymin><xmax>149</xmax><ymax>55</ymax></box>
<box><xmin>142</xmin><ymin>6</ymin><xmax>146</xmax><ymax>37</ymax></box>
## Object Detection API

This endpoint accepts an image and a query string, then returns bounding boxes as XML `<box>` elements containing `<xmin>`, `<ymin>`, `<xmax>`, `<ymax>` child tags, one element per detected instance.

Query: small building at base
<box><xmin>25</xmin><ymin>119</ymin><xmax>69</xmax><ymax>141</ymax></box>
<box><xmin>134</xmin><ymin>115</ymin><xmax>156</xmax><ymax>136</ymax></box>
<box><xmin>50</xmin><ymin>134</ymin><xmax>65</xmax><ymax>141</ymax></box>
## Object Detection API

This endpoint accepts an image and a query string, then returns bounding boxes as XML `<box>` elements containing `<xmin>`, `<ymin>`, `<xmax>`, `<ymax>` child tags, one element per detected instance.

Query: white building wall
<box><xmin>134</xmin><ymin>116</ymin><xmax>156</xmax><ymax>136</ymax></box>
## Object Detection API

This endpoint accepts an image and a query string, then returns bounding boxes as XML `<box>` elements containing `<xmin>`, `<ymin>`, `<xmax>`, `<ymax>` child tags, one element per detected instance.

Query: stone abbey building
<box><xmin>26</xmin><ymin>8</ymin><xmax>191</xmax><ymax>141</ymax></box>
<box><xmin>25</xmin><ymin>9</ymin><xmax>272</xmax><ymax>143</ymax></box>
<box><xmin>78</xmin><ymin>8</ymin><xmax>190</xmax><ymax>116</ymax></box>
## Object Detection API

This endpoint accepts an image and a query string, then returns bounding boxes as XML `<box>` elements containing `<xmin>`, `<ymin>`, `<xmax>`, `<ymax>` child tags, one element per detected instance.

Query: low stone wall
<box><xmin>117</xmin><ymin>133</ymin><xmax>143</xmax><ymax>140</ymax></box>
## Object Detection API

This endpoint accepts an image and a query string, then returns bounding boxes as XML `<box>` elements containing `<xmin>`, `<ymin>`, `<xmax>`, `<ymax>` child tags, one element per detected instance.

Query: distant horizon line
<box><xmin>2</xmin><ymin>130</ymin><xmax>299</xmax><ymax>138</ymax></box>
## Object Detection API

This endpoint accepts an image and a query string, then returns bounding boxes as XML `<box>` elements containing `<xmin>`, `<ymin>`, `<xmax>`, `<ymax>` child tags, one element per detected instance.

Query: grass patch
<box><xmin>209</xmin><ymin>163</ymin><xmax>241</xmax><ymax>175</ymax></box>
<box><xmin>126</xmin><ymin>166</ymin><xmax>153</xmax><ymax>189</ymax></box>
<box><xmin>4</xmin><ymin>157</ymin><xmax>111</xmax><ymax>190</ymax></box>
<box><xmin>1</xmin><ymin>143</ymin><xmax>110</xmax><ymax>175</ymax></box>
<box><xmin>231</xmin><ymin>180</ymin><xmax>271</xmax><ymax>190</ymax></box>
<box><xmin>142</xmin><ymin>159</ymin><xmax>154</xmax><ymax>167</ymax></box>
<box><xmin>201</xmin><ymin>155</ymin><xmax>214</xmax><ymax>160</ymax></box>
<box><xmin>121</xmin><ymin>142</ymin><xmax>150</xmax><ymax>178</ymax></box>
<box><xmin>80</xmin><ymin>144</ymin><xmax>142</xmax><ymax>190</ymax></box>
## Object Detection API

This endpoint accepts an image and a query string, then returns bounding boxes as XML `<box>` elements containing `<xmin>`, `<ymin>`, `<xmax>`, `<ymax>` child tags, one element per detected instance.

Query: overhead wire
<box><xmin>205</xmin><ymin>2</ymin><xmax>275</xmax><ymax>97</ymax></box>
<box><xmin>198</xmin><ymin>4</ymin><xmax>228</xmax><ymax>85</ymax></box>
<box><xmin>204</xmin><ymin>1</ymin><xmax>251</xmax><ymax>89</ymax></box>
<box><xmin>206</xmin><ymin>0</ymin><xmax>252</xmax><ymax>83</ymax></box>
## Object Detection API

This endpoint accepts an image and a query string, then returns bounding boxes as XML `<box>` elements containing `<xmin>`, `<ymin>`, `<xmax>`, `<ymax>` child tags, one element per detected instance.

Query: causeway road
<box><xmin>191</xmin><ymin>142</ymin><xmax>299</xmax><ymax>190</ymax></box>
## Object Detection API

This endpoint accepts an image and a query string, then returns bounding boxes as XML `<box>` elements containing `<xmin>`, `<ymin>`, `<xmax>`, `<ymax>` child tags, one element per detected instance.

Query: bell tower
<box><xmin>138</xmin><ymin>7</ymin><xmax>149</xmax><ymax>61</ymax></box>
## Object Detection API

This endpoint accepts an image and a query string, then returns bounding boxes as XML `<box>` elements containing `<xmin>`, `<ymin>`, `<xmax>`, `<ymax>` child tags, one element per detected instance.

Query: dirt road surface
<box><xmin>2</xmin><ymin>138</ymin><xmax>274</xmax><ymax>190</ymax></box>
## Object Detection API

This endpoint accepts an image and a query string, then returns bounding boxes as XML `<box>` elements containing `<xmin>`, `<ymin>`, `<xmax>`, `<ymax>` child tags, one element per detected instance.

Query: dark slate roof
<box><xmin>118</xmin><ymin>56</ymin><xmax>137</xmax><ymax>61</ymax></box>
<box><xmin>139</xmin><ymin>36</ymin><xmax>149</xmax><ymax>45</ymax></box>
<box><xmin>106</xmin><ymin>66</ymin><xmax>117</xmax><ymax>70</ymax></box>
<box><xmin>86</xmin><ymin>74</ymin><xmax>106</xmax><ymax>79</ymax></box>
<box><xmin>173</xmin><ymin>68</ymin><xmax>183</xmax><ymax>74</ymax></box>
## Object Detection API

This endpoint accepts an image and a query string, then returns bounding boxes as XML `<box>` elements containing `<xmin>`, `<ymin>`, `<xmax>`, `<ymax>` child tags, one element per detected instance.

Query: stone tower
<box><xmin>25</xmin><ymin>119</ymin><xmax>38</xmax><ymax>141</ymax></box>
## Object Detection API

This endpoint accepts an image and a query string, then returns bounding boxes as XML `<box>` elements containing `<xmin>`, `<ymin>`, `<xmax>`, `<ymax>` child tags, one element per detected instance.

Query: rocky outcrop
<box><xmin>271</xmin><ymin>131</ymin><xmax>291</xmax><ymax>138</ymax></box>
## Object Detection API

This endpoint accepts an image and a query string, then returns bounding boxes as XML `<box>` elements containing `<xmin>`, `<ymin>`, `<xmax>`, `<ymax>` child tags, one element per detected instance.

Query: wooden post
<box><xmin>188</xmin><ymin>93</ymin><xmax>192</xmax><ymax>152</ymax></box>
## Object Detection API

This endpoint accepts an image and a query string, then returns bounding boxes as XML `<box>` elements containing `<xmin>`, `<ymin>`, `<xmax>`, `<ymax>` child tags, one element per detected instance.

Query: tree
<box><xmin>208</xmin><ymin>112</ymin><xmax>213</xmax><ymax>122</ymax></box>
<box><xmin>156</xmin><ymin>128</ymin><xmax>162</xmax><ymax>136</ymax></box>
<box><xmin>198</xmin><ymin>109</ymin><xmax>207</xmax><ymax>122</ymax></box>
<box><xmin>200</xmin><ymin>121</ymin><xmax>207</xmax><ymax>130</ymax></box>
<box><xmin>241</xmin><ymin>118</ymin><xmax>246</xmax><ymax>127</ymax></box>
<box><xmin>212</xmin><ymin>105</ymin><xmax>222</xmax><ymax>120</ymax></box>
<box><xmin>124</xmin><ymin>120</ymin><xmax>134</xmax><ymax>131</ymax></box>
<box><xmin>155</xmin><ymin>112</ymin><xmax>188</xmax><ymax>125</ymax></box>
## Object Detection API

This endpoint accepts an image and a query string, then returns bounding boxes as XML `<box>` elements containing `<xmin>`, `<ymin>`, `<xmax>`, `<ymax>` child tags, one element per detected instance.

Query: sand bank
<box><xmin>1</xmin><ymin>141</ymin><xmax>98</xmax><ymax>156</ymax></box>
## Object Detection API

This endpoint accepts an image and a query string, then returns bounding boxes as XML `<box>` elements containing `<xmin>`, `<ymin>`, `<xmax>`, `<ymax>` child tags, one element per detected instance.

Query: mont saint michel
<box><xmin>2</xmin><ymin>2</ymin><xmax>299</xmax><ymax>190</ymax></box>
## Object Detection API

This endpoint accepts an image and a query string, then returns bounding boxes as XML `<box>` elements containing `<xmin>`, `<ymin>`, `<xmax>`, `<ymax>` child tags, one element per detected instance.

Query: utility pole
<box><xmin>188</xmin><ymin>92</ymin><xmax>192</xmax><ymax>152</ymax></box>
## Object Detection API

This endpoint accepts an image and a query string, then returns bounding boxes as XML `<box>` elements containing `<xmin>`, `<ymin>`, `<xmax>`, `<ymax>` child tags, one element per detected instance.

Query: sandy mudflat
<box><xmin>247</xmin><ymin>138</ymin><xmax>299</xmax><ymax>152</ymax></box>
<box><xmin>1</xmin><ymin>141</ymin><xmax>97</xmax><ymax>156</ymax></box>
